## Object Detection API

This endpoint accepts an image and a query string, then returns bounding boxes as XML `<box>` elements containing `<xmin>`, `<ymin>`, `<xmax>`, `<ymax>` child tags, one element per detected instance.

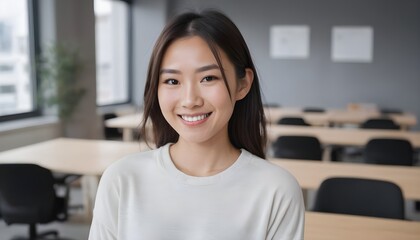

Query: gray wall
<box><xmin>131</xmin><ymin>0</ymin><xmax>168</xmax><ymax>107</ymax></box>
<box><xmin>132</xmin><ymin>0</ymin><xmax>420</xmax><ymax>129</ymax></box>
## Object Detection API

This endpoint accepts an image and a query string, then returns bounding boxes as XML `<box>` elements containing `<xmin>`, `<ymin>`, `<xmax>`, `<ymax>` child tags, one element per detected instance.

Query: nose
<box><xmin>181</xmin><ymin>82</ymin><xmax>203</xmax><ymax>108</ymax></box>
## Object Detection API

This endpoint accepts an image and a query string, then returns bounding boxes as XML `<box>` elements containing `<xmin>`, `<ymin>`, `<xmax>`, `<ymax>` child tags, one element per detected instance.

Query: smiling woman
<box><xmin>89</xmin><ymin>10</ymin><xmax>305</xmax><ymax>240</ymax></box>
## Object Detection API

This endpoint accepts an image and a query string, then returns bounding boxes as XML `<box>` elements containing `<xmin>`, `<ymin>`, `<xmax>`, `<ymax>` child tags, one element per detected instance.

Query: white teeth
<box><xmin>181</xmin><ymin>114</ymin><xmax>209</xmax><ymax>122</ymax></box>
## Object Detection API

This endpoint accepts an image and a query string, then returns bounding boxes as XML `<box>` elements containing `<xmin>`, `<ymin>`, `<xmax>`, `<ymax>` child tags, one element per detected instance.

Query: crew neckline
<box><xmin>158</xmin><ymin>143</ymin><xmax>250</xmax><ymax>186</ymax></box>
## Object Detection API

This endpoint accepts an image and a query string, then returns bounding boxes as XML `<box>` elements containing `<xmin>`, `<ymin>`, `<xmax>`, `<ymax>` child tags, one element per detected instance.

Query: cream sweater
<box><xmin>89</xmin><ymin>144</ymin><xmax>304</xmax><ymax>240</ymax></box>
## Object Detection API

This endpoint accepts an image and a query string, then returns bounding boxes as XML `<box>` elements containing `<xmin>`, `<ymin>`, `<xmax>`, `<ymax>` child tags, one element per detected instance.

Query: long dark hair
<box><xmin>140</xmin><ymin>10</ymin><xmax>267</xmax><ymax>159</ymax></box>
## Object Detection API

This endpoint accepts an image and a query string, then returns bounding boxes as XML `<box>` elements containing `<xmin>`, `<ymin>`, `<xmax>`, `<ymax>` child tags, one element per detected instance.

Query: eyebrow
<box><xmin>160</xmin><ymin>64</ymin><xmax>220</xmax><ymax>75</ymax></box>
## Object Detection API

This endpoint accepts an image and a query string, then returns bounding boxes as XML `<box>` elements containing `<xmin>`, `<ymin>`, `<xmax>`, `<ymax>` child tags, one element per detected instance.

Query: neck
<box><xmin>169</xmin><ymin>138</ymin><xmax>240</xmax><ymax>177</ymax></box>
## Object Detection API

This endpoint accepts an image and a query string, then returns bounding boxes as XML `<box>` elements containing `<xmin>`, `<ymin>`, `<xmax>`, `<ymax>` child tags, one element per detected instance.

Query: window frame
<box><xmin>96</xmin><ymin>0</ymin><xmax>133</xmax><ymax>107</ymax></box>
<box><xmin>0</xmin><ymin>0</ymin><xmax>41</xmax><ymax>122</ymax></box>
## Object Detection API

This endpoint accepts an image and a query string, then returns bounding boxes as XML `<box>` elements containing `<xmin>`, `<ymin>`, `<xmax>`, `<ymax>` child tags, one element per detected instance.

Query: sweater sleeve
<box><xmin>88</xmin><ymin>164</ymin><xmax>121</xmax><ymax>240</ymax></box>
<box><xmin>267</xmin><ymin>174</ymin><xmax>305</xmax><ymax>240</ymax></box>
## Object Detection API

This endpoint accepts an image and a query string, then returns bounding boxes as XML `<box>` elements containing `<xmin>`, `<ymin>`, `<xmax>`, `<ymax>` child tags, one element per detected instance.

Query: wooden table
<box><xmin>269</xmin><ymin>158</ymin><xmax>420</xmax><ymax>200</ymax></box>
<box><xmin>106</xmin><ymin>111</ymin><xmax>418</xmax><ymax>142</ymax></box>
<box><xmin>305</xmin><ymin>211</ymin><xmax>420</xmax><ymax>240</ymax></box>
<box><xmin>105</xmin><ymin>113</ymin><xmax>143</xmax><ymax>141</ymax></box>
<box><xmin>265</xmin><ymin>107</ymin><xmax>417</xmax><ymax>130</ymax></box>
<box><xmin>267</xmin><ymin>125</ymin><xmax>420</xmax><ymax>148</ymax></box>
<box><xmin>0</xmin><ymin>138</ymin><xmax>149</xmax><ymax>220</ymax></box>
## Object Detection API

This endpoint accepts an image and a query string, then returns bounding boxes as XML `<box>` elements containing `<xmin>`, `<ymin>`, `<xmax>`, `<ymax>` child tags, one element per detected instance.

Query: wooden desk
<box><xmin>269</xmin><ymin>158</ymin><xmax>420</xmax><ymax>200</ymax></box>
<box><xmin>0</xmin><ymin>138</ymin><xmax>149</xmax><ymax>220</ymax></box>
<box><xmin>107</xmin><ymin>111</ymin><xmax>418</xmax><ymax>142</ymax></box>
<box><xmin>267</xmin><ymin>125</ymin><xmax>420</xmax><ymax>148</ymax></box>
<box><xmin>105</xmin><ymin>113</ymin><xmax>142</xmax><ymax>141</ymax></box>
<box><xmin>265</xmin><ymin>107</ymin><xmax>417</xmax><ymax>130</ymax></box>
<box><xmin>305</xmin><ymin>211</ymin><xmax>420</xmax><ymax>240</ymax></box>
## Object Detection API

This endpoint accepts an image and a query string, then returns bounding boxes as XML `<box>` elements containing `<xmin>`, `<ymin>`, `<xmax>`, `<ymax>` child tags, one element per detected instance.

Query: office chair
<box><xmin>342</xmin><ymin>118</ymin><xmax>401</xmax><ymax>161</ymax></box>
<box><xmin>360</xmin><ymin>118</ymin><xmax>401</xmax><ymax>130</ymax></box>
<box><xmin>277</xmin><ymin>117</ymin><xmax>310</xmax><ymax>126</ymax></box>
<box><xmin>0</xmin><ymin>164</ymin><xmax>70</xmax><ymax>240</ymax></box>
<box><xmin>272</xmin><ymin>135</ymin><xmax>323</xmax><ymax>160</ymax></box>
<box><xmin>53</xmin><ymin>172</ymin><xmax>83</xmax><ymax>213</ymax></box>
<box><xmin>313</xmin><ymin>177</ymin><xmax>405</xmax><ymax>219</ymax></box>
<box><xmin>380</xmin><ymin>108</ymin><xmax>402</xmax><ymax>115</ymax></box>
<box><xmin>363</xmin><ymin>138</ymin><xmax>419</xmax><ymax>211</ymax></box>
<box><xmin>103</xmin><ymin>113</ymin><xmax>123</xmax><ymax>140</ymax></box>
<box><xmin>302</xmin><ymin>107</ymin><xmax>325</xmax><ymax>113</ymax></box>
<box><xmin>263</xmin><ymin>103</ymin><xmax>280</xmax><ymax>108</ymax></box>
<box><xmin>364</xmin><ymin>138</ymin><xmax>414</xmax><ymax>166</ymax></box>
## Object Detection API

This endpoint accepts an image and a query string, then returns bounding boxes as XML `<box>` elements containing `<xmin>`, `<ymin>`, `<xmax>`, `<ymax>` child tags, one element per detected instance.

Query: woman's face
<box><xmin>157</xmin><ymin>36</ymin><xmax>251</xmax><ymax>146</ymax></box>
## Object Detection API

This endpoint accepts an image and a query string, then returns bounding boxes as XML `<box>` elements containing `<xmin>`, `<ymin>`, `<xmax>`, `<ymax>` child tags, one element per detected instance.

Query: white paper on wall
<box><xmin>270</xmin><ymin>25</ymin><xmax>310</xmax><ymax>59</ymax></box>
<box><xmin>332</xmin><ymin>26</ymin><xmax>374</xmax><ymax>63</ymax></box>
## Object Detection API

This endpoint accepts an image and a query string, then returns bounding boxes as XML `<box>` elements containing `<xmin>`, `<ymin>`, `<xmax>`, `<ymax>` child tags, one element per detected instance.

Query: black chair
<box><xmin>313</xmin><ymin>177</ymin><xmax>405</xmax><ymax>219</ymax></box>
<box><xmin>303</xmin><ymin>107</ymin><xmax>325</xmax><ymax>113</ymax></box>
<box><xmin>263</xmin><ymin>103</ymin><xmax>280</xmax><ymax>108</ymax></box>
<box><xmin>103</xmin><ymin>113</ymin><xmax>123</xmax><ymax>140</ymax></box>
<box><xmin>53</xmin><ymin>172</ymin><xmax>83</xmax><ymax>213</ymax></box>
<box><xmin>380</xmin><ymin>108</ymin><xmax>403</xmax><ymax>115</ymax></box>
<box><xmin>277</xmin><ymin>117</ymin><xmax>310</xmax><ymax>126</ymax></box>
<box><xmin>341</xmin><ymin>118</ymin><xmax>402</xmax><ymax>161</ymax></box>
<box><xmin>363</xmin><ymin>138</ymin><xmax>420</xmax><ymax>211</ymax></box>
<box><xmin>0</xmin><ymin>164</ymin><xmax>70</xmax><ymax>239</ymax></box>
<box><xmin>364</xmin><ymin>138</ymin><xmax>414</xmax><ymax>166</ymax></box>
<box><xmin>360</xmin><ymin>118</ymin><xmax>401</xmax><ymax>130</ymax></box>
<box><xmin>272</xmin><ymin>136</ymin><xmax>323</xmax><ymax>160</ymax></box>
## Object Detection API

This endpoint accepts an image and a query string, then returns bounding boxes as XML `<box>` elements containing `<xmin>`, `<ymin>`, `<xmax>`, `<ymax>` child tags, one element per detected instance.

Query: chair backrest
<box><xmin>272</xmin><ymin>135</ymin><xmax>322</xmax><ymax>160</ymax></box>
<box><xmin>313</xmin><ymin>177</ymin><xmax>405</xmax><ymax>219</ymax></box>
<box><xmin>0</xmin><ymin>164</ymin><xmax>57</xmax><ymax>224</ymax></box>
<box><xmin>364</xmin><ymin>138</ymin><xmax>414</xmax><ymax>166</ymax></box>
<box><xmin>263</xmin><ymin>103</ymin><xmax>280</xmax><ymax>108</ymax></box>
<box><xmin>303</xmin><ymin>107</ymin><xmax>325</xmax><ymax>113</ymax></box>
<box><xmin>277</xmin><ymin>117</ymin><xmax>310</xmax><ymax>126</ymax></box>
<box><xmin>360</xmin><ymin>118</ymin><xmax>400</xmax><ymax>130</ymax></box>
<box><xmin>103</xmin><ymin>113</ymin><xmax>123</xmax><ymax>139</ymax></box>
<box><xmin>380</xmin><ymin>108</ymin><xmax>402</xmax><ymax>115</ymax></box>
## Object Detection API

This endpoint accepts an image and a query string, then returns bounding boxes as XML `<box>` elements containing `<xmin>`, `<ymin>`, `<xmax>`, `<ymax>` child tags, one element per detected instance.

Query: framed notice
<box><xmin>270</xmin><ymin>25</ymin><xmax>310</xmax><ymax>59</ymax></box>
<box><xmin>332</xmin><ymin>26</ymin><xmax>374</xmax><ymax>63</ymax></box>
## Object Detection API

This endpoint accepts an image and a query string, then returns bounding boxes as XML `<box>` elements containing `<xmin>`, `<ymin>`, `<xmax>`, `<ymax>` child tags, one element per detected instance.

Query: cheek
<box><xmin>157</xmin><ymin>88</ymin><xmax>173</xmax><ymax>112</ymax></box>
<box><xmin>204</xmin><ymin>87</ymin><xmax>235</xmax><ymax>113</ymax></box>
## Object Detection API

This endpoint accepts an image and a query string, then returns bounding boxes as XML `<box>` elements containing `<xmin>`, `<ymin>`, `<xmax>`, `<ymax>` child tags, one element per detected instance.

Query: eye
<box><xmin>163</xmin><ymin>79</ymin><xmax>179</xmax><ymax>85</ymax></box>
<box><xmin>201</xmin><ymin>75</ymin><xmax>218</xmax><ymax>82</ymax></box>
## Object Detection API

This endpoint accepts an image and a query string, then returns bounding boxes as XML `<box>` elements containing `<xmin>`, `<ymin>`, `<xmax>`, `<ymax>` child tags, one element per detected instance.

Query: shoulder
<box><xmin>241</xmin><ymin>150</ymin><xmax>302</xmax><ymax>196</ymax></box>
<box><xmin>100</xmin><ymin>147</ymin><xmax>160</xmax><ymax>182</ymax></box>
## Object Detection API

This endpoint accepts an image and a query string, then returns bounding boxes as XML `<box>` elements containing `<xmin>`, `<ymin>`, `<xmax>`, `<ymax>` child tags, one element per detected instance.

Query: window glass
<box><xmin>95</xmin><ymin>0</ymin><xmax>130</xmax><ymax>106</ymax></box>
<box><xmin>0</xmin><ymin>0</ymin><xmax>34</xmax><ymax>116</ymax></box>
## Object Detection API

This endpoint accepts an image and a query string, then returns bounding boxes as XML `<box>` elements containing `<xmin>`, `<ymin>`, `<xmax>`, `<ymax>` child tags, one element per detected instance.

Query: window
<box><xmin>0</xmin><ymin>0</ymin><xmax>37</xmax><ymax>118</ymax></box>
<box><xmin>95</xmin><ymin>0</ymin><xmax>130</xmax><ymax>106</ymax></box>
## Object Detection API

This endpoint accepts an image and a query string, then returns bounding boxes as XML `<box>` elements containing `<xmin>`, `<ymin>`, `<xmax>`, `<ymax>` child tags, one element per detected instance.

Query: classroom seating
<box><xmin>340</xmin><ymin>118</ymin><xmax>402</xmax><ymax>161</ymax></box>
<box><xmin>263</xmin><ymin>103</ymin><xmax>280</xmax><ymax>108</ymax></box>
<box><xmin>53</xmin><ymin>172</ymin><xmax>83</xmax><ymax>213</ymax></box>
<box><xmin>360</xmin><ymin>118</ymin><xmax>401</xmax><ymax>130</ymax></box>
<box><xmin>313</xmin><ymin>177</ymin><xmax>405</xmax><ymax>219</ymax></box>
<box><xmin>303</xmin><ymin>107</ymin><xmax>325</xmax><ymax>113</ymax></box>
<box><xmin>380</xmin><ymin>108</ymin><xmax>403</xmax><ymax>115</ymax></box>
<box><xmin>272</xmin><ymin>136</ymin><xmax>323</xmax><ymax>160</ymax></box>
<box><xmin>0</xmin><ymin>164</ymin><xmax>70</xmax><ymax>239</ymax></box>
<box><xmin>277</xmin><ymin>117</ymin><xmax>311</xmax><ymax>126</ymax></box>
<box><xmin>103</xmin><ymin>113</ymin><xmax>123</xmax><ymax>140</ymax></box>
<box><xmin>364</xmin><ymin>138</ymin><xmax>415</xmax><ymax>166</ymax></box>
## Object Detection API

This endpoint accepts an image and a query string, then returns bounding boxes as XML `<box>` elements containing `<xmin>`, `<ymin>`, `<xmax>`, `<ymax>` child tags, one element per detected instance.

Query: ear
<box><xmin>235</xmin><ymin>68</ymin><xmax>254</xmax><ymax>101</ymax></box>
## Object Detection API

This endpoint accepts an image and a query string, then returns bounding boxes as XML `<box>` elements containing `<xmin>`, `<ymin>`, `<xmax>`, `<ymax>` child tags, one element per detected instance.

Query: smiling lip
<box><xmin>179</xmin><ymin>113</ymin><xmax>211</xmax><ymax>125</ymax></box>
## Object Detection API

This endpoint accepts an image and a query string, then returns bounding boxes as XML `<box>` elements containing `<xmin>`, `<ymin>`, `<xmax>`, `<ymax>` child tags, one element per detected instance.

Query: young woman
<box><xmin>89</xmin><ymin>10</ymin><xmax>304</xmax><ymax>240</ymax></box>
